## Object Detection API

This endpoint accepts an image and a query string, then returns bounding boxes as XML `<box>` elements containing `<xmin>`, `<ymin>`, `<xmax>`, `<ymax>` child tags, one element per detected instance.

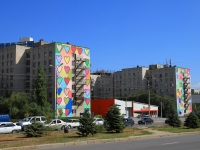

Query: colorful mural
<box><xmin>176</xmin><ymin>67</ymin><xmax>192</xmax><ymax>116</ymax></box>
<box><xmin>54</xmin><ymin>43</ymin><xmax>90</xmax><ymax>117</ymax></box>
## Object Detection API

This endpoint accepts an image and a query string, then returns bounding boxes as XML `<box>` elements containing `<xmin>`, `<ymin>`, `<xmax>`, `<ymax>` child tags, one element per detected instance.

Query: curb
<box><xmin>1</xmin><ymin>131</ymin><xmax>200</xmax><ymax>150</ymax></box>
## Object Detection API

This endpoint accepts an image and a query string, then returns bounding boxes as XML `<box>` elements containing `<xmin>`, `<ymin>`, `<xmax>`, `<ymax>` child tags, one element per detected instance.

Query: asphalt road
<box><xmin>47</xmin><ymin>134</ymin><xmax>200</xmax><ymax>150</ymax></box>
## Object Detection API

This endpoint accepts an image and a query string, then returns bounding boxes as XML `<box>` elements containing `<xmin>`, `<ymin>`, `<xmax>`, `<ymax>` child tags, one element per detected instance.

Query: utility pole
<box><xmin>144</xmin><ymin>78</ymin><xmax>150</xmax><ymax>116</ymax></box>
<box><xmin>161</xmin><ymin>101</ymin><xmax>162</xmax><ymax>118</ymax></box>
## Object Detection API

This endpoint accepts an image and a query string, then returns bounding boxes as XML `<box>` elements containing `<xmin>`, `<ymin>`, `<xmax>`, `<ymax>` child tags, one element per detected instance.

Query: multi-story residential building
<box><xmin>114</xmin><ymin>66</ymin><xmax>149</xmax><ymax>98</ymax></box>
<box><xmin>91</xmin><ymin>71</ymin><xmax>113</xmax><ymax>99</ymax></box>
<box><xmin>91</xmin><ymin>63</ymin><xmax>192</xmax><ymax>116</ymax></box>
<box><xmin>0</xmin><ymin>38</ymin><xmax>91</xmax><ymax>118</ymax></box>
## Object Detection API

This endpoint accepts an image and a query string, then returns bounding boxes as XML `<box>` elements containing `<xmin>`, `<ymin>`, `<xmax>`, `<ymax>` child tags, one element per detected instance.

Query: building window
<box><xmin>10</xmin><ymin>53</ymin><xmax>13</xmax><ymax>58</ymax></box>
<box><xmin>49</xmin><ymin>93</ymin><xmax>52</xmax><ymax>98</ymax></box>
<box><xmin>38</xmin><ymin>54</ymin><xmax>40</xmax><ymax>59</ymax></box>
<box><xmin>44</xmin><ymin>52</ymin><xmax>47</xmax><ymax>57</ymax></box>
<box><xmin>10</xmin><ymin>83</ymin><xmax>13</xmax><ymax>87</ymax></box>
<box><xmin>2</xmin><ymin>62</ymin><xmax>4</xmax><ymax>66</ymax></box>
<box><xmin>6</xmin><ymin>69</ymin><xmax>9</xmax><ymax>73</ymax></box>
<box><xmin>72</xmin><ymin>109</ymin><xmax>76</xmax><ymax>114</ymax></box>
<box><xmin>38</xmin><ymin>62</ymin><xmax>40</xmax><ymax>66</ymax></box>
<box><xmin>7</xmin><ymin>61</ymin><xmax>9</xmax><ymax>66</ymax></box>
<box><xmin>49</xmin><ymin>51</ymin><xmax>52</xmax><ymax>56</ymax></box>
<box><xmin>44</xmin><ymin>60</ymin><xmax>46</xmax><ymax>65</ymax></box>
<box><xmin>72</xmin><ymin>85</ymin><xmax>74</xmax><ymax>90</ymax></box>
<box><xmin>33</xmin><ymin>62</ymin><xmax>36</xmax><ymax>67</ymax></box>
<box><xmin>33</xmin><ymin>70</ymin><xmax>36</xmax><ymax>74</ymax></box>
<box><xmin>49</xmin><ymin>59</ymin><xmax>52</xmax><ymax>64</ymax></box>
<box><xmin>49</xmin><ymin>68</ymin><xmax>52</xmax><ymax>73</ymax></box>
<box><xmin>10</xmin><ymin>60</ymin><xmax>13</xmax><ymax>65</ymax></box>
<box><xmin>33</xmin><ymin>55</ymin><xmax>36</xmax><ymax>59</ymax></box>
<box><xmin>7</xmin><ymin>54</ymin><xmax>9</xmax><ymax>58</ymax></box>
<box><xmin>10</xmin><ymin>68</ymin><xmax>13</xmax><ymax>73</ymax></box>
<box><xmin>2</xmin><ymin>69</ymin><xmax>4</xmax><ymax>73</ymax></box>
<box><xmin>72</xmin><ymin>61</ymin><xmax>75</xmax><ymax>66</ymax></box>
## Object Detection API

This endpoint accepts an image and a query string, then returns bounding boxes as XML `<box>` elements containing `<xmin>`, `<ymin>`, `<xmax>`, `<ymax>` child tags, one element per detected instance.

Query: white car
<box><xmin>93</xmin><ymin>118</ymin><xmax>104</xmax><ymax>125</ymax></box>
<box><xmin>0</xmin><ymin>122</ymin><xmax>21</xmax><ymax>133</ymax></box>
<box><xmin>16</xmin><ymin>116</ymin><xmax>47</xmax><ymax>130</ymax></box>
<box><xmin>45</xmin><ymin>119</ymin><xmax>67</xmax><ymax>130</ymax></box>
<box><xmin>66</xmin><ymin>119</ymin><xmax>80</xmax><ymax>128</ymax></box>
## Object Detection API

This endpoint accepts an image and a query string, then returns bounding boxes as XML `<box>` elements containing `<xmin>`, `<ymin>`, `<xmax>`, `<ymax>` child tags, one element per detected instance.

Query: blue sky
<box><xmin>1</xmin><ymin>0</ymin><xmax>200</xmax><ymax>89</ymax></box>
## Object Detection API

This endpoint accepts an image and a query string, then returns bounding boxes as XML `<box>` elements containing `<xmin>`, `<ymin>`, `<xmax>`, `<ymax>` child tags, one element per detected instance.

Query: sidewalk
<box><xmin>1</xmin><ymin>128</ymin><xmax>199</xmax><ymax>150</ymax></box>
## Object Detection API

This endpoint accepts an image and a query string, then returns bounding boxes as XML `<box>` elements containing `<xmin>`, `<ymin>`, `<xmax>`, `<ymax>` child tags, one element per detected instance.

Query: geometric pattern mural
<box><xmin>54</xmin><ymin>43</ymin><xmax>90</xmax><ymax>117</ymax></box>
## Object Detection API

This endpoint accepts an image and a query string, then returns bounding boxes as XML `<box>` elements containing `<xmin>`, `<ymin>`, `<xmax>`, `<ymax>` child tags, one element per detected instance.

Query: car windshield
<box><xmin>21</xmin><ymin>117</ymin><xmax>32</xmax><ymax>122</ymax></box>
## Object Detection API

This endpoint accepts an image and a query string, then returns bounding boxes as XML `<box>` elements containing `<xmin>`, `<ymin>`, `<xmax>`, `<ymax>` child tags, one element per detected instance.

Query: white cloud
<box><xmin>191</xmin><ymin>83</ymin><xmax>200</xmax><ymax>90</ymax></box>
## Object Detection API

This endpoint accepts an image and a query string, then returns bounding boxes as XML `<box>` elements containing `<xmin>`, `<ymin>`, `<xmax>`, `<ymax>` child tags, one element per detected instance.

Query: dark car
<box><xmin>122</xmin><ymin>118</ymin><xmax>134</xmax><ymax>126</ymax></box>
<box><xmin>138</xmin><ymin>117</ymin><xmax>154</xmax><ymax>124</ymax></box>
<box><xmin>165</xmin><ymin>118</ymin><xmax>170</xmax><ymax>124</ymax></box>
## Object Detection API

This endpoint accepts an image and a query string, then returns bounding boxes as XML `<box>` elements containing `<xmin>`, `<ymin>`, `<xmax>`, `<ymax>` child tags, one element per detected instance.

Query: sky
<box><xmin>0</xmin><ymin>0</ymin><xmax>200</xmax><ymax>89</ymax></box>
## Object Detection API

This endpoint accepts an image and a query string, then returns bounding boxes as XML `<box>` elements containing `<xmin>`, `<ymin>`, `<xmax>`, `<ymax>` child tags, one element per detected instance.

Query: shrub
<box><xmin>24</xmin><ymin>122</ymin><xmax>45</xmax><ymax>137</ymax></box>
<box><xmin>77</xmin><ymin>110</ymin><xmax>97</xmax><ymax>137</ymax></box>
<box><xmin>184</xmin><ymin>112</ymin><xmax>200</xmax><ymax>128</ymax></box>
<box><xmin>104</xmin><ymin>104</ymin><xmax>125</xmax><ymax>133</ymax></box>
<box><xmin>94</xmin><ymin>114</ymin><xmax>102</xmax><ymax>118</ymax></box>
<box><xmin>95</xmin><ymin>124</ymin><xmax>105</xmax><ymax>133</ymax></box>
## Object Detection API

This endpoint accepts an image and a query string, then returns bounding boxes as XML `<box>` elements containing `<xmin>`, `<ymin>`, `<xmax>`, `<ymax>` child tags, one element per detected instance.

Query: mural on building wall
<box><xmin>176</xmin><ymin>67</ymin><xmax>192</xmax><ymax>116</ymax></box>
<box><xmin>55</xmin><ymin>43</ymin><xmax>90</xmax><ymax>117</ymax></box>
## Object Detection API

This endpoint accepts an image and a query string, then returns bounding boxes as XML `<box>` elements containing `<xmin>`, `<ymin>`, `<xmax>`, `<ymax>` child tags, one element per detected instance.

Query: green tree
<box><xmin>184</xmin><ymin>112</ymin><xmax>199</xmax><ymax>128</ymax></box>
<box><xmin>77</xmin><ymin>110</ymin><xmax>97</xmax><ymax>137</ymax></box>
<box><xmin>104</xmin><ymin>104</ymin><xmax>125</xmax><ymax>133</ymax></box>
<box><xmin>3</xmin><ymin>92</ymin><xmax>30</xmax><ymax>118</ymax></box>
<box><xmin>167</xmin><ymin>103</ymin><xmax>182</xmax><ymax>127</ymax></box>
<box><xmin>32</xmin><ymin>66</ymin><xmax>47</xmax><ymax>109</ymax></box>
<box><xmin>24</xmin><ymin>122</ymin><xmax>45</xmax><ymax>137</ymax></box>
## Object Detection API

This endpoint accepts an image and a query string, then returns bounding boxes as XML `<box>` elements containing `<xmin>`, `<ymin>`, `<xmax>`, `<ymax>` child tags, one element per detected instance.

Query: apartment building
<box><xmin>0</xmin><ymin>45</ymin><xmax>31</xmax><ymax>95</ymax></box>
<box><xmin>0</xmin><ymin>38</ymin><xmax>91</xmax><ymax>118</ymax></box>
<box><xmin>91</xmin><ymin>71</ymin><xmax>113</xmax><ymax>99</ymax></box>
<box><xmin>91</xmin><ymin>64</ymin><xmax>192</xmax><ymax>116</ymax></box>
<box><xmin>114</xmin><ymin>66</ymin><xmax>149</xmax><ymax>98</ymax></box>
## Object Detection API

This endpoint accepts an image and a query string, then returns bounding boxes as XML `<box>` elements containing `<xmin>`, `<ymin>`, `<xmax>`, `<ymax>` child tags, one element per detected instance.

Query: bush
<box><xmin>94</xmin><ymin>114</ymin><xmax>102</xmax><ymax>118</ymax></box>
<box><xmin>184</xmin><ymin>112</ymin><xmax>200</xmax><ymax>128</ymax></box>
<box><xmin>95</xmin><ymin>124</ymin><xmax>105</xmax><ymax>133</ymax></box>
<box><xmin>24</xmin><ymin>122</ymin><xmax>45</xmax><ymax>137</ymax></box>
<box><xmin>77</xmin><ymin>110</ymin><xmax>97</xmax><ymax>137</ymax></box>
<box><xmin>104</xmin><ymin>104</ymin><xmax>125</xmax><ymax>133</ymax></box>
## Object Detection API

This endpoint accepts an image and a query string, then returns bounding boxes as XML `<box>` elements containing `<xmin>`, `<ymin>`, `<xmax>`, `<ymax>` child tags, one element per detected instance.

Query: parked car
<box><xmin>66</xmin><ymin>119</ymin><xmax>80</xmax><ymax>128</ymax></box>
<box><xmin>16</xmin><ymin>116</ymin><xmax>47</xmax><ymax>130</ymax></box>
<box><xmin>45</xmin><ymin>119</ymin><xmax>67</xmax><ymax>130</ymax></box>
<box><xmin>123</xmin><ymin>118</ymin><xmax>134</xmax><ymax>126</ymax></box>
<box><xmin>93</xmin><ymin>118</ymin><xmax>104</xmax><ymax>125</ymax></box>
<box><xmin>165</xmin><ymin>118</ymin><xmax>170</xmax><ymax>124</ymax></box>
<box><xmin>0</xmin><ymin>122</ymin><xmax>21</xmax><ymax>133</ymax></box>
<box><xmin>138</xmin><ymin>117</ymin><xmax>154</xmax><ymax>124</ymax></box>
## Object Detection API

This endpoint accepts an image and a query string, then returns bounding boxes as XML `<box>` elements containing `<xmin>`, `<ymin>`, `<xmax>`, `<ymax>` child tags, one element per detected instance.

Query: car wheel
<box><xmin>12</xmin><ymin>130</ymin><xmax>17</xmax><ymax>133</ymax></box>
<box><xmin>67</xmin><ymin>125</ymin><xmax>71</xmax><ymax>129</ymax></box>
<box><xmin>61</xmin><ymin>126</ymin><xmax>65</xmax><ymax>130</ymax></box>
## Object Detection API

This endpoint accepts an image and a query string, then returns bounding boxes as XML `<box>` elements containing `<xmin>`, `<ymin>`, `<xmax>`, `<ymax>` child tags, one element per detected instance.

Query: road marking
<box><xmin>162</xmin><ymin>142</ymin><xmax>178</xmax><ymax>145</ymax></box>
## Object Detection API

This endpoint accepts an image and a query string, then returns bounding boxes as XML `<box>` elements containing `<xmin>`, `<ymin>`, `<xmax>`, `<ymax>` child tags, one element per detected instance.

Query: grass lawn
<box><xmin>151</xmin><ymin>125</ymin><xmax>200</xmax><ymax>133</ymax></box>
<box><xmin>0</xmin><ymin>128</ymin><xmax>152</xmax><ymax>149</ymax></box>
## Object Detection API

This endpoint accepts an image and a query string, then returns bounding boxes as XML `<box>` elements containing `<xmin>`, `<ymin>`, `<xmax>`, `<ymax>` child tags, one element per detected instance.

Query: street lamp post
<box><xmin>144</xmin><ymin>78</ymin><xmax>150</xmax><ymax>116</ymax></box>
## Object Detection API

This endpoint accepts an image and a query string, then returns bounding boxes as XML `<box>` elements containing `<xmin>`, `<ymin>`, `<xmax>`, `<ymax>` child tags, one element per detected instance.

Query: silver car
<box><xmin>0</xmin><ymin>122</ymin><xmax>21</xmax><ymax>133</ymax></box>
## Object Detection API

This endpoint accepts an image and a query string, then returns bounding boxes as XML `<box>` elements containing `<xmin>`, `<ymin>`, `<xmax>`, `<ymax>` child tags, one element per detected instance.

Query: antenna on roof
<box><xmin>169</xmin><ymin>59</ymin><xmax>172</xmax><ymax>67</ymax></box>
